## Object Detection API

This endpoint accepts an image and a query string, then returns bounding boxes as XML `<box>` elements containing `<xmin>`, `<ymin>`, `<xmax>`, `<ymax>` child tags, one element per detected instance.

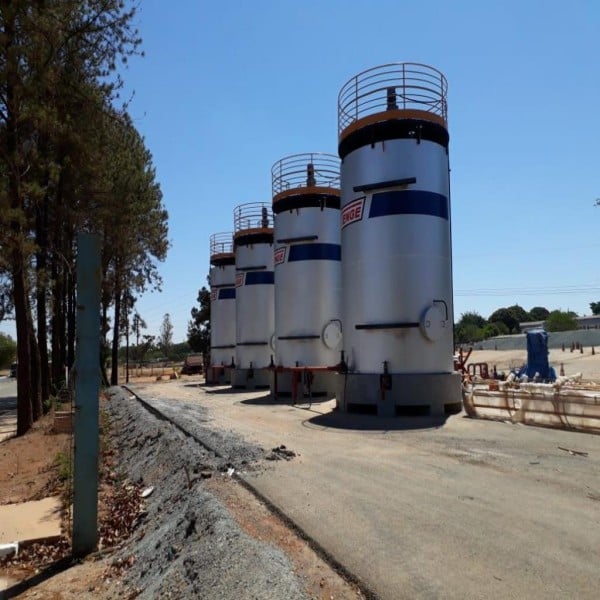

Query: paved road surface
<box><xmin>131</xmin><ymin>381</ymin><xmax>600</xmax><ymax>599</ymax></box>
<box><xmin>0</xmin><ymin>377</ymin><xmax>17</xmax><ymax>442</ymax></box>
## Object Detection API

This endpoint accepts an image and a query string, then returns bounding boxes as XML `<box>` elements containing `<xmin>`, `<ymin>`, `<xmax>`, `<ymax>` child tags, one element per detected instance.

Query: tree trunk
<box><xmin>100</xmin><ymin>289</ymin><xmax>110</xmax><ymax>387</ymax></box>
<box><xmin>5</xmin><ymin>9</ymin><xmax>33</xmax><ymax>435</ymax></box>
<box><xmin>67</xmin><ymin>270</ymin><xmax>76</xmax><ymax>369</ymax></box>
<box><xmin>50</xmin><ymin>165</ymin><xmax>68</xmax><ymax>393</ymax></box>
<box><xmin>36</xmin><ymin>200</ymin><xmax>50</xmax><ymax>406</ymax></box>
<box><xmin>50</xmin><ymin>252</ymin><xmax>62</xmax><ymax>392</ymax></box>
<box><xmin>13</xmin><ymin>263</ymin><xmax>33</xmax><ymax>436</ymax></box>
<box><xmin>110</xmin><ymin>276</ymin><xmax>121</xmax><ymax>385</ymax></box>
<box><xmin>29</xmin><ymin>324</ymin><xmax>43</xmax><ymax>421</ymax></box>
<box><xmin>67</xmin><ymin>232</ymin><xmax>76</xmax><ymax>369</ymax></box>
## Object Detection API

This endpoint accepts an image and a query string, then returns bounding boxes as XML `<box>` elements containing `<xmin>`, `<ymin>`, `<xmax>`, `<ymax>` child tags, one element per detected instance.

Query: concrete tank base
<box><xmin>335</xmin><ymin>372</ymin><xmax>462</xmax><ymax>417</ymax></box>
<box><xmin>271</xmin><ymin>370</ymin><xmax>336</xmax><ymax>402</ymax></box>
<box><xmin>206</xmin><ymin>365</ymin><xmax>232</xmax><ymax>385</ymax></box>
<box><xmin>231</xmin><ymin>368</ymin><xmax>271</xmax><ymax>391</ymax></box>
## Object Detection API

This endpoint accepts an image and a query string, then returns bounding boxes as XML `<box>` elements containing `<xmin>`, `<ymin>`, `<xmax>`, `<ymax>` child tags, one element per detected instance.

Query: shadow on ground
<box><xmin>3</xmin><ymin>556</ymin><xmax>72</xmax><ymax>599</ymax></box>
<box><xmin>203</xmin><ymin>386</ymin><xmax>269</xmax><ymax>395</ymax></box>
<box><xmin>304</xmin><ymin>410</ymin><xmax>449</xmax><ymax>432</ymax></box>
<box><xmin>0</xmin><ymin>396</ymin><xmax>17</xmax><ymax>411</ymax></box>
<box><xmin>238</xmin><ymin>394</ymin><xmax>331</xmax><ymax>408</ymax></box>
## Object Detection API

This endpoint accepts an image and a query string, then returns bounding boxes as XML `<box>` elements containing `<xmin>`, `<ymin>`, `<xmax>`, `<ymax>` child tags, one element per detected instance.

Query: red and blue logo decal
<box><xmin>274</xmin><ymin>246</ymin><xmax>287</xmax><ymax>265</ymax></box>
<box><xmin>341</xmin><ymin>196</ymin><xmax>365</xmax><ymax>228</ymax></box>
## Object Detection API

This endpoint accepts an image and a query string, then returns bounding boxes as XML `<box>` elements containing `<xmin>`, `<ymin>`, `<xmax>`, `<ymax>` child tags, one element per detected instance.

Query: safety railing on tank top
<box><xmin>234</xmin><ymin>202</ymin><xmax>273</xmax><ymax>233</ymax></box>
<box><xmin>210</xmin><ymin>232</ymin><xmax>234</xmax><ymax>257</ymax></box>
<box><xmin>338</xmin><ymin>62</ymin><xmax>448</xmax><ymax>136</ymax></box>
<box><xmin>271</xmin><ymin>153</ymin><xmax>340</xmax><ymax>197</ymax></box>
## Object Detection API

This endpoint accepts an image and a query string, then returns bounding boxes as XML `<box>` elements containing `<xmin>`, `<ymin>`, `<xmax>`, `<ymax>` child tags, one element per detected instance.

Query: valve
<box><xmin>303</xmin><ymin>369</ymin><xmax>314</xmax><ymax>388</ymax></box>
<box><xmin>306</xmin><ymin>163</ymin><xmax>316</xmax><ymax>187</ymax></box>
<box><xmin>386</xmin><ymin>87</ymin><xmax>398</xmax><ymax>110</ymax></box>
<box><xmin>380</xmin><ymin>360</ymin><xmax>392</xmax><ymax>392</ymax></box>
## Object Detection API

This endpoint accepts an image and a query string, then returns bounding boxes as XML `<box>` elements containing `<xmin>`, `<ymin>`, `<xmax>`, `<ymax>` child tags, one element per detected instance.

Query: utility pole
<box><xmin>72</xmin><ymin>233</ymin><xmax>101</xmax><ymax>557</ymax></box>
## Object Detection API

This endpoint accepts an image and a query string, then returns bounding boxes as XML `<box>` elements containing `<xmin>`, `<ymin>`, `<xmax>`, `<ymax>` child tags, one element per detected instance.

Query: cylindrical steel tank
<box><xmin>272</xmin><ymin>153</ymin><xmax>342</xmax><ymax>368</ymax></box>
<box><xmin>209</xmin><ymin>232</ymin><xmax>236</xmax><ymax>370</ymax></box>
<box><xmin>271</xmin><ymin>153</ymin><xmax>342</xmax><ymax>399</ymax></box>
<box><xmin>232</xmin><ymin>202</ymin><xmax>275</xmax><ymax>388</ymax></box>
<box><xmin>336</xmin><ymin>62</ymin><xmax>461</xmax><ymax>416</ymax></box>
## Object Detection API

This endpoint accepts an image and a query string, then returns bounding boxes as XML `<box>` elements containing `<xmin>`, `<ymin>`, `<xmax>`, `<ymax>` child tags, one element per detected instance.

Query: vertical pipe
<box><xmin>72</xmin><ymin>233</ymin><xmax>101</xmax><ymax>557</ymax></box>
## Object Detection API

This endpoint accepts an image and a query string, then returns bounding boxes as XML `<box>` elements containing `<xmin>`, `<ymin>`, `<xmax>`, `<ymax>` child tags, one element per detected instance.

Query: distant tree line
<box><xmin>454</xmin><ymin>303</ymin><xmax>594</xmax><ymax>344</ymax></box>
<box><xmin>0</xmin><ymin>3</ymin><xmax>168</xmax><ymax>436</ymax></box>
<box><xmin>117</xmin><ymin>340</ymin><xmax>194</xmax><ymax>365</ymax></box>
<box><xmin>187</xmin><ymin>287</ymin><xmax>211</xmax><ymax>356</ymax></box>
<box><xmin>0</xmin><ymin>333</ymin><xmax>16</xmax><ymax>369</ymax></box>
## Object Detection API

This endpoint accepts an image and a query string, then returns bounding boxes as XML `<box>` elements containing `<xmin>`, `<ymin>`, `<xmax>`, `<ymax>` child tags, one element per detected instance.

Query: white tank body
<box><xmin>338</xmin><ymin>63</ymin><xmax>454</xmax><ymax>376</ymax></box>
<box><xmin>272</xmin><ymin>154</ymin><xmax>342</xmax><ymax>368</ymax></box>
<box><xmin>233</xmin><ymin>203</ymin><xmax>275</xmax><ymax>370</ymax></box>
<box><xmin>209</xmin><ymin>233</ymin><xmax>236</xmax><ymax>366</ymax></box>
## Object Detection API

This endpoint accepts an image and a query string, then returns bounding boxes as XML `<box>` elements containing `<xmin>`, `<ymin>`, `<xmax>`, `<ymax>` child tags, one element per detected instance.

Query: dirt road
<box><xmin>131</xmin><ymin>379</ymin><xmax>600</xmax><ymax>599</ymax></box>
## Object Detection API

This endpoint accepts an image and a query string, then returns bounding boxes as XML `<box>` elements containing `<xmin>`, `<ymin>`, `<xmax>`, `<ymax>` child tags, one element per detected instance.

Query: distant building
<box><xmin>520</xmin><ymin>315</ymin><xmax>600</xmax><ymax>332</ymax></box>
<box><xmin>576</xmin><ymin>315</ymin><xmax>600</xmax><ymax>330</ymax></box>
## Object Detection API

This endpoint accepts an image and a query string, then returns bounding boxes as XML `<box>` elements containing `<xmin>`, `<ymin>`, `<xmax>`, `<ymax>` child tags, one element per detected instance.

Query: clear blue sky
<box><xmin>3</xmin><ymin>0</ymin><xmax>600</xmax><ymax>342</ymax></box>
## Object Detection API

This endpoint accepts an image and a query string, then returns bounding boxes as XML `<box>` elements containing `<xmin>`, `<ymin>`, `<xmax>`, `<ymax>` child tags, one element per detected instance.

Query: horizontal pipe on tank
<box><xmin>277</xmin><ymin>335</ymin><xmax>321</xmax><ymax>340</ymax></box>
<box><xmin>210</xmin><ymin>283</ymin><xmax>235</xmax><ymax>289</ymax></box>
<box><xmin>237</xmin><ymin>341</ymin><xmax>269</xmax><ymax>346</ymax></box>
<box><xmin>210</xmin><ymin>345</ymin><xmax>235</xmax><ymax>350</ymax></box>
<box><xmin>355</xmin><ymin>322</ymin><xmax>420</xmax><ymax>330</ymax></box>
<box><xmin>353</xmin><ymin>177</ymin><xmax>416</xmax><ymax>193</ymax></box>
<box><xmin>237</xmin><ymin>265</ymin><xmax>267</xmax><ymax>271</ymax></box>
<box><xmin>276</xmin><ymin>235</ymin><xmax>318</xmax><ymax>244</ymax></box>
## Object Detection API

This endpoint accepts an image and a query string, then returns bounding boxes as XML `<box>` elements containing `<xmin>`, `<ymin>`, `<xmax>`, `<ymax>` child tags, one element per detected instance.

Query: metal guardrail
<box><xmin>271</xmin><ymin>153</ymin><xmax>340</xmax><ymax>197</ymax></box>
<box><xmin>234</xmin><ymin>202</ymin><xmax>273</xmax><ymax>233</ymax></box>
<box><xmin>338</xmin><ymin>62</ymin><xmax>448</xmax><ymax>135</ymax></box>
<box><xmin>210</xmin><ymin>232</ymin><xmax>234</xmax><ymax>256</ymax></box>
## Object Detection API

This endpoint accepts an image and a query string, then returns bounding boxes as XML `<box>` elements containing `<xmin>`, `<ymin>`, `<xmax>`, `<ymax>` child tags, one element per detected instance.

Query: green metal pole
<box><xmin>72</xmin><ymin>233</ymin><xmax>101</xmax><ymax>557</ymax></box>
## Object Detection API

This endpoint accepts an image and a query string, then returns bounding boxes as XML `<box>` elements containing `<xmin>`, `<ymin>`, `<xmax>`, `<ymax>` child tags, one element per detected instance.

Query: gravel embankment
<box><xmin>105</xmin><ymin>387</ymin><xmax>308</xmax><ymax>600</ymax></box>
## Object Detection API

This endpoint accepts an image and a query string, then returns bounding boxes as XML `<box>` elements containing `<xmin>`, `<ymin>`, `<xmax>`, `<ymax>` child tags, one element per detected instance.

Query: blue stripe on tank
<box><xmin>287</xmin><ymin>243</ymin><xmax>341</xmax><ymax>262</ymax></box>
<box><xmin>245</xmin><ymin>271</ymin><xmax>274</xmax><ymax>285</ymax></box>
<box><xmin>368</xmin><ymin>190</ymin><xmax>448</xmax><ymax>220</ymax></box>
<box><xmin>218</xmin><ymin>287</ymin><xmax>236</xmax><ymax>299</ymax></box>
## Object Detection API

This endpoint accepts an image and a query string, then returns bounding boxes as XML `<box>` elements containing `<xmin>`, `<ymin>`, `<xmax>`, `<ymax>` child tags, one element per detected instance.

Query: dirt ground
<box><xmin>0</xmin><ymin>383</ymin><xmax>363</xmax><ymax>599</ymax></box>
<box><xmin>0</xmin><ymin>414</ymin><xmax>69</xmax><ymax>505</ymax></box>
<box><xmin>0</xmin><ymin>412</ymin><xmax>109</xmax><ymax>599</ymax></box>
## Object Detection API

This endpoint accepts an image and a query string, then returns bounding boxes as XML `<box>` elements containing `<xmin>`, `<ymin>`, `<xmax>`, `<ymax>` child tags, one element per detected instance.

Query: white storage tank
<box><xmin>271</xmin><ymin>153</ymin><xmax>343</xmax><ymax>399</ymax></box>
<box><xmin>208</xmin><ymin>232</ymin><xmax>236</xmax><ymax>384</ymax></box>
<box><xmin>336</xmin><ymin>62</ymin><xmax>461</xmax><ymax>417</ymax></box>
<box><xmin>232</xmin><ymin>202</ymin><xmax>275</xmax><ymax>389</ymax></box>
